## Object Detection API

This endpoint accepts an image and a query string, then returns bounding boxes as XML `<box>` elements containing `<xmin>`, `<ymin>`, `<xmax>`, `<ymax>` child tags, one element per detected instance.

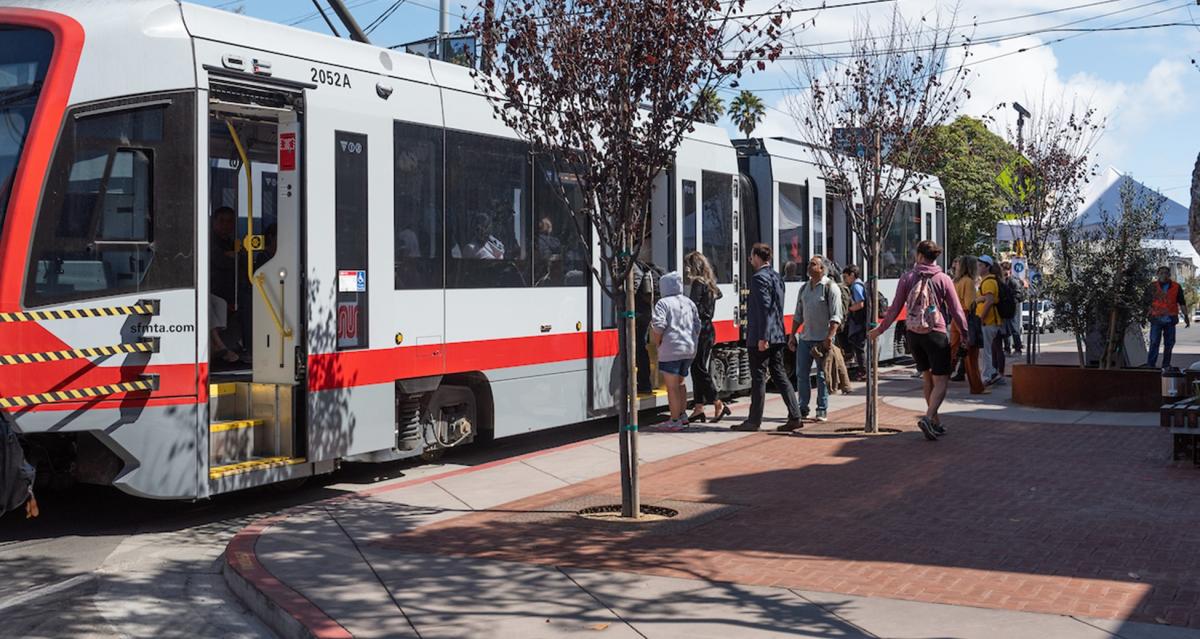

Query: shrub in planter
<box><xmin>1046</xmin><ymin>179</ymin><xmax>1168</xmax><ymax>369</ymax></box>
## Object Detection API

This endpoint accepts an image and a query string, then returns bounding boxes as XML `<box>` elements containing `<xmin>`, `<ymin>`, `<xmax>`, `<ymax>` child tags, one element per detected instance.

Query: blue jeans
<box><xmin>795</xmin><ymin>339</ymin><xmax>828</xmax><ymax>414</ymax></box>
<box><xmin>1148</xmin><ymin>317</ymin><xmax>1177</xmax><ymax>368</ymax></box>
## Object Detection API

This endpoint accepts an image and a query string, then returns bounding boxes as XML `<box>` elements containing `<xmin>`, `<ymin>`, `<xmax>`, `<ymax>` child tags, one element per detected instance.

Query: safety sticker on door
<box><xmin>279</xmin><ymin>132</ymin><xmax>297</xmax><ymax>171</ymax></box>
<box><xmin>338</xmin><ymin>269</ymin><xmax>366</xmax><ymax>293</ymax></box>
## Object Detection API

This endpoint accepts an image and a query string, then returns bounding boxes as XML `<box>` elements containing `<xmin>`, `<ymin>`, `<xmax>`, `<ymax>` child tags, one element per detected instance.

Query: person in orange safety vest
<box><xmin>1147</xmin><ymin>266</ymin><xmax>1190</xmax><ymax>369</ymax></box>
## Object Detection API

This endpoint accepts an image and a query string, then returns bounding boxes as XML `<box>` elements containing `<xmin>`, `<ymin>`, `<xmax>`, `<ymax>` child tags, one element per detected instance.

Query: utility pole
<box><xmin>1013</xmin><ymin>101</ymin><xmax>1035</xmax><ymax>365</ymax></box>
<box><xmin>437</xmin><ymin>0</ymin><xmax>449</xmax><ymax>60</ymax></box>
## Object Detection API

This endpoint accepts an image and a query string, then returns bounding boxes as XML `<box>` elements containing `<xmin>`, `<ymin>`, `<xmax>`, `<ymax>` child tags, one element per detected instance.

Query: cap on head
<box><xmin>978</xmin><ymin>255</ymin><xmax>995</xmax><ymax>267</ymax></box>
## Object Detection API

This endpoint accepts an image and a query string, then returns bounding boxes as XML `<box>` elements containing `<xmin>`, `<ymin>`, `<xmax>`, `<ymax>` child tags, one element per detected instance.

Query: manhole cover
<box><xmin>833</xmin><ymin>427</ymin><xmax>904</xmax><ymax>436</ymax></box>
<box><xmin>577</xmin><ymin>504</ymin><xmax>679</xmax><ymax>523</ymax></box>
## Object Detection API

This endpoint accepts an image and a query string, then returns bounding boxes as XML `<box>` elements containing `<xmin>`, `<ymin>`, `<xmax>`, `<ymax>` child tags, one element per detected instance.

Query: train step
<box><xmin>209</xmin><ymin>456</ymin><xmax>306</xmax><ymax>480</ymax></box>
<box><xmin>209</xmin><ymin>418</ymin><xmax>264</xmax><ymax>465</ymax></box>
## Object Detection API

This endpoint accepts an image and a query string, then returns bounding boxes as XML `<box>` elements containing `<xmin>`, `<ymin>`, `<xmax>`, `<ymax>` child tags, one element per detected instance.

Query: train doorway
<box><xmin>205</xmin><ymin>77</ymin><xmax>307</xmax><ymax>484</ymax></box>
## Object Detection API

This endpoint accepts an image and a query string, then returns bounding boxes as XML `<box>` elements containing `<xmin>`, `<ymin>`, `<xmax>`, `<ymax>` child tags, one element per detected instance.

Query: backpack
<box><xmin>1</xmin><ymin>416</ymin><xmax>35</xmax><ymax>517</ymax></box>
<box><xmin>904</xmin><ymin>273</ymin><xmax>942</xmax><ymax>334</ymax></box>
<box><xmin>997</xmin><ymin>278</ymin><xmax>1018</xmax><ymax>320</ymax></box>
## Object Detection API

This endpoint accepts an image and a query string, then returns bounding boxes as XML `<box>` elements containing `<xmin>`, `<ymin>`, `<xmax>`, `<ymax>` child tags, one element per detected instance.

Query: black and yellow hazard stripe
<box><xmin>0</xmin><ymin>299</ymin><xmax>159</xmax><ymax>323</ymax></box>
<box><xmin>0</xmin><ymin>338</ymin><xmax>159</xmax><ymax>366</ymax></box>
<box><xmin>0</xmin><ymin>375</ymin><xmax>159</xmax><ymax>409</ymax></box>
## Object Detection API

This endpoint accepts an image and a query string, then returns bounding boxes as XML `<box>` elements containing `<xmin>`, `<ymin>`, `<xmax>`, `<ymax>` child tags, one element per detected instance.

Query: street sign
<box><xmin>996</xmin><ymin>156</ymin><xmax>1035</xmax><ymax>204</ymax></box>
<box><xmin>1030</xmin><ymin>270</ymin><xmax>1042</xmax><ymax>288</ymax></box>
<box><xmin>1010</xmin><ymin>257</ymin><xmax>1028</xmax><ymax>282</ymax></box>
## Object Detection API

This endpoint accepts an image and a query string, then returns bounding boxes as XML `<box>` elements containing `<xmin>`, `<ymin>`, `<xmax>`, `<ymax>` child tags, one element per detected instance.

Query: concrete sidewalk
<box><xmin>224</xmin><ymin>376</ymin><xmax>1199</xmax><ymax>639</ymax></box>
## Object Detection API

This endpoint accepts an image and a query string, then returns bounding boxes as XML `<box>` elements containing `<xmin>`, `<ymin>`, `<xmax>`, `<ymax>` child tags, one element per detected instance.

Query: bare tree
<box><xmin>1189</xmin><ymin>151</ymin><xmax>1200</xmax><ymax>257</ymax></box>
<box><xmin>995</xmin><ymin>97</ymin><xmax>1104</xmax><ymax>365</ymax></box>
<box><xmin>470</xmin><ymin>0</ymin><xmax>786</xmax><ymax>517</ymax></box>
<box><xmin>787</xmin><ymin>9</ymin><xmax>971</xmax><ymax>434</ymax></box>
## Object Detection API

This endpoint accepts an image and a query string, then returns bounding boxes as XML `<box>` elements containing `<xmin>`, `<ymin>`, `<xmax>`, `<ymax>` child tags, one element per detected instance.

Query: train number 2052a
<box><xmin>311</xmin><ymin>67</ymin><xmax>351</xmax><ymax>88</ymax></box>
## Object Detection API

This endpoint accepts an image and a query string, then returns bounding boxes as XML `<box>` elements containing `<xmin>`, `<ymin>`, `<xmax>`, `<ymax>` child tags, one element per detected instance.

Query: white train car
<box><xmin>736</xmin><ymin>137</ymin><xmax>948</xmax><ymax>361</ymax></box>
<box><xmin>0</xmin><ymin>0</ymin><xmax>748</xmax><ymax>499</ymax></box>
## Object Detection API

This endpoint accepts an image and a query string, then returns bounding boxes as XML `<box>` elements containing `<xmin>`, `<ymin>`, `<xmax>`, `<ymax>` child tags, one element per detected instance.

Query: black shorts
<box><xmin>906</xmin><ymin>330</ymin><xmax>952</xmax><ymax>376</ymax></box>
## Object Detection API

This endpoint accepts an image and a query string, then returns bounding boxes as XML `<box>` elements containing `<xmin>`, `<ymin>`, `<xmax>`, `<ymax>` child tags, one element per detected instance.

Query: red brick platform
<box><xmin>382</xmin><ymin>404</ymin><xmax>1200</xmax><ymax>628</ymax></box>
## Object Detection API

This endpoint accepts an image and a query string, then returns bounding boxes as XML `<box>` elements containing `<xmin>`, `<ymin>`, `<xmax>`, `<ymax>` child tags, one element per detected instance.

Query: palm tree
<box><xmin>728</xmin><ymin>91</ymin><xmax>766</xmax><ymax>138</ymax></box>
<box><xmin>694</xmin><ymin>87</ymin><xmax>725</xmax><ymax>124</ymax></box>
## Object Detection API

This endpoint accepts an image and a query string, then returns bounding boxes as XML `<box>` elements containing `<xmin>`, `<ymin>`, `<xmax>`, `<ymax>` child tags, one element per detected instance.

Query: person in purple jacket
<box><xmin>869</xmin><ymin>240</ymin><xmax>968</xmax><ymax>441</ymax></box>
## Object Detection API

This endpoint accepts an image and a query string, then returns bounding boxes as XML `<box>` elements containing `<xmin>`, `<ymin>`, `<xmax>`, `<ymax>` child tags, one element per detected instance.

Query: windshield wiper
<box><xmin>0</xmin><ymin>81</ymin><xmax>44</xmax><ymax>109</ymax></box>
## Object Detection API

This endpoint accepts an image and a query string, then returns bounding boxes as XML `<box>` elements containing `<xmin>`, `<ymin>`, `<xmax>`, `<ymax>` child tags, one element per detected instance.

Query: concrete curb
<box><xmin>220</xmin><ymin>430</ymin><xmax>617</xmax><ymax>639</ymax></box>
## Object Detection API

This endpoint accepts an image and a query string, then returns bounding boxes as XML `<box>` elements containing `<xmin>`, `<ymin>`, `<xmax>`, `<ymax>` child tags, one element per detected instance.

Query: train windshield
<box><xmin>0</xmin><ymin>26</ymin><xmax>54</xmax><ymax>229</ymax></box>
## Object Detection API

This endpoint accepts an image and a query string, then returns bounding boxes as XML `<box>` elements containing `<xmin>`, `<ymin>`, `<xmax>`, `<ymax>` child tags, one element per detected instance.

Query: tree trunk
<box><xmin>620</xmin><ymin>256</ymin><xmax>640</xmax><ymax>518</ymax></box>
<box><xmin>615</xmin><ymin>291</ymin><xmax>634</xmax><ymax>516</ymax></box>
<box><xmin>1102</xmin><ymin>307</ymin><xmax>1118</xmax><ymax>370</ymax></box>
<box><xmin>866</xmin><ymin>246</ymin><xmax>881</xmax><ymax>435</ymax></box>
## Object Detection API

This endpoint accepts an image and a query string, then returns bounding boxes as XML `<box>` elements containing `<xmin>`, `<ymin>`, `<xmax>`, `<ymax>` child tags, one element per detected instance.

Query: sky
<box><xmin>193</xmin><ymin>0</ymin><xmax>1200</xmax><ymax>203</ymax></box>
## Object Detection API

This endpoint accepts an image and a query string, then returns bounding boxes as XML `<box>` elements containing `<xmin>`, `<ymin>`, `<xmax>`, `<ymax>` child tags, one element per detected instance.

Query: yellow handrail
<box><xmin>223</xmin><ymin>120</ymin><xmax>292</xmax><ymax>341</ymax></box>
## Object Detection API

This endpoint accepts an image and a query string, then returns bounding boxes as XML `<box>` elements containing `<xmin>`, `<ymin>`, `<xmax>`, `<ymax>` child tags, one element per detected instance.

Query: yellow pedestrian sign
<box><xmin>997</xmin><ymin>156</ymin><xmax>1035</xmax><ymax>205</ymax></box>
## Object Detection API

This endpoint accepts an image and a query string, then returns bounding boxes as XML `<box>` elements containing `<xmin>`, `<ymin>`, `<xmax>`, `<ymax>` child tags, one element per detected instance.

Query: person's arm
<box><xmin>753</xmin><ymin>272</ymin><xmax>770</xmax><ymax>351</ymax></box>
<box><xmin>790</xmin><ymin>284</ymin><xmax>805</xmax><ymax>337</ymax></box>
<box><xmin>978</xmin><ymin>279</ymin><xmax>997</xmax><ymax>319</ymax></box>
<box><xmin>651</xmin><ymin>301</ymin><xmax>667</xmax><ymax>348</ymax></box>
<box><xmin>1179</xmin><ymin>286</ymin><xmax>1191</xmax><ymax>327</ymax></box>
<box><xmin>825</xmin><ymin>281</ymin><xmax>842</xmax><ymax>348</ymax></box>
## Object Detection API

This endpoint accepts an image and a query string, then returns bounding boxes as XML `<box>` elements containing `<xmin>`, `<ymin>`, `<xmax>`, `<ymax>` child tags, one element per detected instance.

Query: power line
<box><xmin>764</xmin><ymin>0</ymin><xmax>1175</xmax><ymax>60</ymax></box>
<box><xmin>732</xmin><ymin>0</ymin><xmax>1191</xmax><ymax>92</ymax></box>
<box><xmin>364</xmin><ymin>0</ymin><xmax>408</xmax><ymax>34</ymax></box>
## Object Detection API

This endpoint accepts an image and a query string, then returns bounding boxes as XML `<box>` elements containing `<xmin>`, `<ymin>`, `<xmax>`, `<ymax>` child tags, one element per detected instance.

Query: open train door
<box><xmin>206</xmin><ymin>74</ymin><xmax>310</xmax><ymax>492</ymax></box>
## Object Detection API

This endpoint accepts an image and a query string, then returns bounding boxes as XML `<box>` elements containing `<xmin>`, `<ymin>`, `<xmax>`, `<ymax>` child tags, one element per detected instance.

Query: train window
<box><xmin>682</xmin><ymin>180</ymin><xmax>697</xmax><ymax>257</ymax></box>
<box><xmin>446</xmin><ymin>131</ymin><xmax>531</xmax><ymax>288</ymax></box>
<box><xmin>25</xmin><ymin>95</ymin><xmax>195</xmax><ymax>307</ymax></box>
<box><xmin>0</xmin><ymin>26</ymin><xmax>53</xmax><ymax>229</ymax></box>
<box><xmin>533</xmin><ymin>155</ymin><xmax>588</xmax><ymax>287</ymax></box>
<box><xmin>812</xmin><ymin>197</ymin><xmax>824</xmax><ymax>260</ymax></box>
<box><xmin>778</xmin><ymin>182</ymin><xmax>807</xmax><ymax>281</ymax></box>
<box><xmin>701</xmin><ymin>171</ymin><xmax>733</xmax><ymax>284</ymax></box>
<box><xmin>393</xmin><ymin>121</ymin><xmax>444</xmax><ymax>289</ymax></box>
<box><xmin>335</xmin><ymin>131</ymin><xmax>370</xmax><ymax>350</ymax></box>
<box><xmin>880</xmin><ymin>201</ymin><xmax>921</xmax><ymax>279</ymax></box>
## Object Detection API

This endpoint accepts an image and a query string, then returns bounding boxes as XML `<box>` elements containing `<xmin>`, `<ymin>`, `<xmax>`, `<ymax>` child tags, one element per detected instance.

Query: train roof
<box><xmin>10</xmin><ymin>0</ymin><xmax>731</xmax><ymax>150</ymax></box>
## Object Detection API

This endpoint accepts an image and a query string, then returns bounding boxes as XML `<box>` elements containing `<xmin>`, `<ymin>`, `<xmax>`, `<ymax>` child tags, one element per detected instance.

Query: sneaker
<box><xmin>917</xmin><ymin>416</ymin><xmax>940</xmax><ymax>441</ymax></box>
<box><xmin>949</xmin><ymin>373</ymin><xmax>966</xmax><ymax>382</ymax></box>
<box><xmin>815</xmin><ymin>410</ymin><xmax>828</xmax><ymax>422</ymax></box>
<box><xmin>731</xmin><ymin>421</ymin><xmax>761</xmax><ymax>432</ymax></box>
<box><xmin>658</xmin><ymin>418</ymin><xmax>684</xmax><ymax>432</ymax></box>
<box><xmin>931</xmin><ymin>421</ymin><xmax>946</xmax><ymax>436</ymax></box>
<box><xmin>776</xmin><ymin>418</ymin><xmax>805</xmax><ymax>432</ymax></box>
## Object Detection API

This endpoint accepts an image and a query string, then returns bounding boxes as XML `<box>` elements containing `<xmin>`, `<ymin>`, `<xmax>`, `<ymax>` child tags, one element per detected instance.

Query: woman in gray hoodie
<box><xmin>651</xmin><ymin>272</ymin><xmax>702</xmax><ymax>431</ymax></box>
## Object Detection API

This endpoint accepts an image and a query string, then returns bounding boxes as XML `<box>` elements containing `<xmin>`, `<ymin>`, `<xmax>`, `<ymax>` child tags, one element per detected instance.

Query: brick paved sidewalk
<box><xmin>382</xmin><ymin>403</ymin><xmax>1200</xmax><ymax>630</ymax></box>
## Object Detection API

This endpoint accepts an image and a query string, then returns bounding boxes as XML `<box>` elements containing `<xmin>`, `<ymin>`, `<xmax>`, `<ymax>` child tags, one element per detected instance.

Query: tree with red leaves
<box><xmin>471</xmin><ymin>0</ymin><xmax>789</xmax><ymax>517</ymax></box>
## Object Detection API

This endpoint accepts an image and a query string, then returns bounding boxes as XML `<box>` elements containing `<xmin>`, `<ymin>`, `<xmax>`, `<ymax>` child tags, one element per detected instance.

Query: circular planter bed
<box><xmin>1011</xmin><ymin>363</ymin><xmax>1162</xmax><ymax>412</ymax></box>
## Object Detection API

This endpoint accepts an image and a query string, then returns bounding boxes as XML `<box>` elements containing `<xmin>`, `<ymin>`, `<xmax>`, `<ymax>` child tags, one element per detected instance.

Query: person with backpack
<box><xmin>2</xmin><ymin>415</ymin><xmax>39</xmax><ymax>519</ymax></box>
<box><xmin>870</xmin><ymin>240</ymin><xmax>968</xmax><ymax>441</ymax></box>
<box><xmin>787</xmin><ymin>255</ymin><xmax>843</xmax><ymax>424</ymax></box>
<box><xmin>976</xmin><ymin>255</ymin><xmax>1005</xmax><ymax>386</ymax></box>
<box><xmin>1000</xmin><ymin>260</ymin><xmax>1026</xmax><ymax>355</ymax></box>
<box><xmin>841</xmin><ymin>265</ymin><xmax>869</xmax><ymax>382</ymax></box>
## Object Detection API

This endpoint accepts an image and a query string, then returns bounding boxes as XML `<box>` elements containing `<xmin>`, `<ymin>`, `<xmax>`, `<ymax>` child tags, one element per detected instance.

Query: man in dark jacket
<box><xmin>734</xmin><ymin>243</ymin><xmax>802</xmax><ymax>431</ymax></box>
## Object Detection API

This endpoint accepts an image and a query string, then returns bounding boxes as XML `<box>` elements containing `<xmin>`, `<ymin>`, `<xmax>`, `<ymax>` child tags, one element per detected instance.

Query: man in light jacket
<box><xmin>788</xmin><ymin>255</ymin><xmax>842</xmax><ymax>424</ymax></box>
